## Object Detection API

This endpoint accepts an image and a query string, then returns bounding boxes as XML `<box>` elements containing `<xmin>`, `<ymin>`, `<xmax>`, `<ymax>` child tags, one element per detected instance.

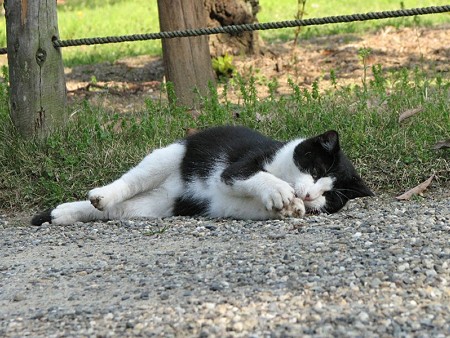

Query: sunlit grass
<box><xmin>258</xmin><ymin>0</ymin><xmax>450</xmax><ymax>41</ymax></box>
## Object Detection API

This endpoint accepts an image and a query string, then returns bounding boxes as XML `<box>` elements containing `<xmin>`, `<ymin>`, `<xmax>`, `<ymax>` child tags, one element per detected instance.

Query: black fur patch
<box><xmin>31</xmin><ymin>209</ymin><xmax>53</xmax><ymax>226</ymax></box>
<box><xmin>181</xmin><ymin>126</ymin><xmax>283</xmax><ymax>183</ymax></box>
<box><xmin>173</xmin><ymin>196</ymin><xmax>209</xmax><ymax>216</ymax></box>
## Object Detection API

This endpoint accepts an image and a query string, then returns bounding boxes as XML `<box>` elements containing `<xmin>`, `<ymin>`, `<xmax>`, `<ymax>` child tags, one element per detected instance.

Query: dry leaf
<box><xmin>398</xmin><ymin>106</ymin><xmax>423</xmax><ymax>123</ymax></box>
<box><xmin>396</xmin><ymin>175</ymin><xmax>434</xmax><ymax>200</ymax></box>
<box><xmin>321</xmin><ymin>49</ymin><xmax>337</xmax><ymax>56</ymax></box>
<box><xmin>185</xmin><ymin>128</ymin><xmax>199</xmax><ymax>137</ymax></box>
<box><xmin>432</xmin><ymin>139</ymin><xmax>450</xmax><ymax>150</ymax></box>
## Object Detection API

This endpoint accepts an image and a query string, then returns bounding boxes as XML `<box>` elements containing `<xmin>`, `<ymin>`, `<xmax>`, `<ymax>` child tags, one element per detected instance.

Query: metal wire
<box><xmin>1</xmin><ymin>5</ymin><xmax>449</xmax><ymax>54</ymax></box>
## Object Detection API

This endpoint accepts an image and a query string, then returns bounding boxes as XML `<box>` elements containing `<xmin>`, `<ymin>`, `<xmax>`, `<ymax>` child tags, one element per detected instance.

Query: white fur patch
<box><xmin>264</xmin><ymin>139</ymin><xmax>304</xmax><ymax>183</ymax></box>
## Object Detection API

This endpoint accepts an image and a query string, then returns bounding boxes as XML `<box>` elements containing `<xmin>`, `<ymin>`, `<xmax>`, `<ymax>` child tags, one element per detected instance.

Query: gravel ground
<box><xmin>1</xmin><ymin>192</ymin><xmax>449</xmax><ymax>337</ymax></box>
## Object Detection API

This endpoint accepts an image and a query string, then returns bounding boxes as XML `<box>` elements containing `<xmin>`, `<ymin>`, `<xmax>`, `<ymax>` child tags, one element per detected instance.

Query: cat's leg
<box><xmin>88</xmin><ymin>142</ymin><xmax>185</xmax><ymax>210</ymax></box>
<box><xmin>110</xmin><ymin>189</ymin><xmax>176</xmax><ymax>219</ymax></box>
<box><xmin>106</xmin><ymin>172</ymin><xmax>183</xmax><ymax>219</ymax></box>
<box><xmin>31</xmin><ymin>171</ymin><xmax>183</xmax><ymax>226</ymax></box>
<box><xmin>40</xmin><ymin>187</ymin><xmax>178</xmax><ymax>226</ymax></box>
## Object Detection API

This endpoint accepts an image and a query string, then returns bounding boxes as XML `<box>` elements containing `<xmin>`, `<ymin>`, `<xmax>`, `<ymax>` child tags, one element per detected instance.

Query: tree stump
<box><xmin>157</xmin><ymin>0</ymin><xmax>215</xmax><ymax>108</ymax></box>
<box><xmin>205</xmin><ymin>0</ymin><xmax>261</xmax><ymax>57</ymax></box>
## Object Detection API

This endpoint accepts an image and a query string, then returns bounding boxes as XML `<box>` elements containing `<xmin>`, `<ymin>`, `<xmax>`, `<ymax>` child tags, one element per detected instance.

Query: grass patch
<box><xmin>0</xmin><ymin>65</ymin><xmax>449</xmax><ymax>213</ymax></box>
<box><xmin>1</xmin><ymin>0</ymin><xmax>449</xmax><ymax>66</ymax></box>
<box><xmin>258</xmin><ymin>0</ymin><xmax>450</xmax><ymax>42</ymax></box>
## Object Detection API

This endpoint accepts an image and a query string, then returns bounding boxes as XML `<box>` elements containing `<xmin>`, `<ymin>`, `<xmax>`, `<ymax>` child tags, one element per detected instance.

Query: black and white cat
<box><xmin>31</xmin><ymin>126</ymin><xmax>374</xmax><ymax>226</ymax></box>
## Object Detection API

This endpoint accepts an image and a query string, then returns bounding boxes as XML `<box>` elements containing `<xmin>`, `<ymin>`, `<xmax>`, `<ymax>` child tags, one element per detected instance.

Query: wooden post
<box><xmin>157</xmin><ymin>0</ymin><xmax>215</xmax><ymax>108</ymax></box>
<box><xmin>5</xmin><ymin>0</ymin><xmax>67</xmax><ymax>137</ymax></box>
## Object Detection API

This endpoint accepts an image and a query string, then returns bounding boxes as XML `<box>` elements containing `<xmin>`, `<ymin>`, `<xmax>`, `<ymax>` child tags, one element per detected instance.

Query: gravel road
<box><xmin>1</xmin><ymin>192</ymin><xmax>449</xmax><ymax>337</ymax></box>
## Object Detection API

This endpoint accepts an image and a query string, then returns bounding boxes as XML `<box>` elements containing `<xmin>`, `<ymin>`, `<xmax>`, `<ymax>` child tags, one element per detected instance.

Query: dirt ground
<box><xmin>0</xmin><ymin>25</ymin><xmax>448</xmax><ymax>111</ymax></box>
<box><xmin>50</xmin><ymin>24</ymin><xmax>450</xmax><ymax>112</ymax></box>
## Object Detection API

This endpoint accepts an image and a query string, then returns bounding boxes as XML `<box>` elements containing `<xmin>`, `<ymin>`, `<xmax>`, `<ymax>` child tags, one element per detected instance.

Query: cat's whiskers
<box><xmin>334</xmin><ymin>187</ymin><xmax>364</xmax><ymax>196</ymax></box>
<box><xmin>328</xmin><ymin>189</ymin><xmax>348</xmax><ymax>207</ymax></box>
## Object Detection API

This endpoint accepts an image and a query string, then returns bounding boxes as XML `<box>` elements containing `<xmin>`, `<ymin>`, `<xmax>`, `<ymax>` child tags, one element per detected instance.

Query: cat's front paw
<box><xmin>261</xmin><ymin>180</ymin><xmax>295</xmax><ymax>211</ymax></box>
<box><xmin>279</xmin><ymin>197</ymin><xmax>306</xmax><ymax>218</ymax></box>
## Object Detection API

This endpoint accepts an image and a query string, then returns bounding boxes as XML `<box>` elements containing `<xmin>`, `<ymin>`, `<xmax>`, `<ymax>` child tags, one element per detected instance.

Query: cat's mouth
<box><xmin>300</xmin><ymin>192</ymin><xmax>328</xmax><ymax>215</ymax></box>
<box><xmin>303</xmin><ymin>193</ymin><xmax>313</xmax><ymax>201</ymax></box>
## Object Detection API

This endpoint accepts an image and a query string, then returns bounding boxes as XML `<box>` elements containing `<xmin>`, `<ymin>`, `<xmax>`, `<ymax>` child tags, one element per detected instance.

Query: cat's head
<box><xmin>293</xmin><ymin>130</ymin><xmax>374</xmax><ymax>213</ymax></box>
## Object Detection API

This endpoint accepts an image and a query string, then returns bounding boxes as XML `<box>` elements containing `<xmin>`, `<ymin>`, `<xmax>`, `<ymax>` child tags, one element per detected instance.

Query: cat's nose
<box><xmin>304</xmin><ymin>193</ymin><xmax>312</xmax><ymax>201</ymax></box>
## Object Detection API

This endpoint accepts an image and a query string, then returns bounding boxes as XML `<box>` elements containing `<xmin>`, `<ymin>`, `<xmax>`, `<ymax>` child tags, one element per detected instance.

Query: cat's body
<box><xmin>31</xmin><ymin>126</ymin><xmax>374</xmax><ymax>226</ymax></box>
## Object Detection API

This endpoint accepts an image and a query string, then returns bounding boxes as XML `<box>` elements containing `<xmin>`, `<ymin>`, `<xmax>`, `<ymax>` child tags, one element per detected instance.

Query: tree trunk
<box><xmin>5</xmin><ymin>0</ymin><xmax>67</xmax><ymax>137</ymax></box>
<box><xmin>157</xmin><ymin>0</ymin><xmax>215</xmax><ymax>108</ymax></box>
<box><xmin>205</xmin><ymin>0</ymin><xmax>261</xmax><ymax>57</ymax></box>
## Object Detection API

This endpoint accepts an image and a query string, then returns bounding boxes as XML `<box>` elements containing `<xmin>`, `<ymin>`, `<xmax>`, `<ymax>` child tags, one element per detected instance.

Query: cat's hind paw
<box><xmin>50</xmin><ymin>202</ymin><xmax>86</xmax><ymax>225</ymax></box>
<box><xmin>279</xmin><ymin>197</ymin><xmax>306</xmax><ymax>218</ymax></box>
<box><xmin>88</xmin><ymin>180</ymin><xmax>128</xmax><ymax>210</ymax></box>
<box><xmin>88</xmin><ymin>187</ymin><xmax>111</xmax><ymax>210</ymax></box>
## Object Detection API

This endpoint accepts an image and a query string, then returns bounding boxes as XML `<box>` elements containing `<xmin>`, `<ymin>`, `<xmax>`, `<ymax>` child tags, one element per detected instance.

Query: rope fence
<box><xmin>1</xmin><ymin>5</ymin><xmax>449</xmax><ymax>55</ymax></box>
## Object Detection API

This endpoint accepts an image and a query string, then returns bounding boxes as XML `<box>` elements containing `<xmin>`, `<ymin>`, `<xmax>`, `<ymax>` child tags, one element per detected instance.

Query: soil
<box><xmin>57</xmin><ymin>24</ymin><xmax>450</xmax><ymax>112</ymax></box>
<box><xmin>1</xmin><ymin>25</ymin><xmax>448</xmax><ymax>111</ymax></box>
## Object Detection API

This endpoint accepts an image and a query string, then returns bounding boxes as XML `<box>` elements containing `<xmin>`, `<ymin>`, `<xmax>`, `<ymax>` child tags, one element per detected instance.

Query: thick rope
<box><xmin>1</xmin><ymin>5</ymin><xmax>449</xmax><ymax>54</ymax></box>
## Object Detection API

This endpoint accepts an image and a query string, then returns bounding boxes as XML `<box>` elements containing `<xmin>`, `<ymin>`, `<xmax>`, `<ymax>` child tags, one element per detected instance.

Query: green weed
<box><xmin>143</xmin><ymin>225</ymin><xmax>169</xmax><ymax>236</ymax></box>
<box><xmin>212</xmin><ymin>53</ymin><xmax>236</xmax><ymax>80</ymax></box>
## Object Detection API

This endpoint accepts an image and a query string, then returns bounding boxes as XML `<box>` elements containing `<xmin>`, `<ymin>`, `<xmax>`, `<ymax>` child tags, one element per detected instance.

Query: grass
<box><xmin>1</xmin><ymin>0</ymin><xmax>450</xmax><ymax>66</ymax></box>
<box><xmin>258</xmin><ymin>0</ymin><xmax>450</xmax><ymax>42</ymax></box>
<box><xmin>0</xmin><ymin>63</ymin><xmax>449</xmax><ymax>213</ymax></box>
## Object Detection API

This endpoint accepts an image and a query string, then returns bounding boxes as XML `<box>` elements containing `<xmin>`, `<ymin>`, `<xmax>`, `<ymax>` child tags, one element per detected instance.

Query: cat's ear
<box><xmin>319</xmin><ymin>130</ymin><xmax>340</xmax><ymax>153</ymax></box>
